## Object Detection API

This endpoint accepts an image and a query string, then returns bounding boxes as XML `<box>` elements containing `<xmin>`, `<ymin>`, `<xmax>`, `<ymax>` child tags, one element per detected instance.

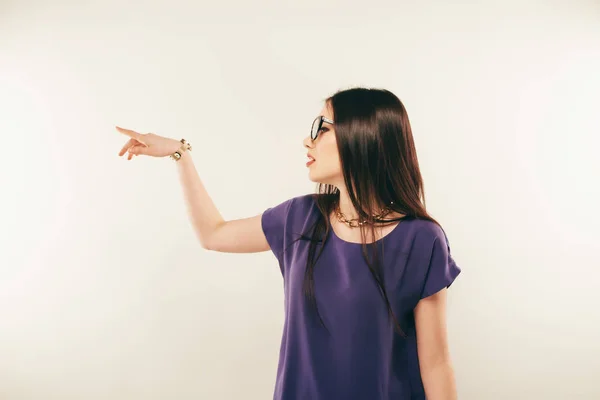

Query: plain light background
<box><xmin>1</xmin><ymin>0</ymin><xmax>599</xmax><ymax>399</ymax></box>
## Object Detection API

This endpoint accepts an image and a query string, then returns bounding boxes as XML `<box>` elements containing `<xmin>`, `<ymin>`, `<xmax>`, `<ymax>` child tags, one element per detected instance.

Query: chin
<box><xmin>308</xmin><ymin>170</ymin><xmax>335</xmax><ymax>185</ymax></box>
<box><xmin>308</xmin><ymin>169</ymin><xmax>322</xmax><ymax>183</ymax></box>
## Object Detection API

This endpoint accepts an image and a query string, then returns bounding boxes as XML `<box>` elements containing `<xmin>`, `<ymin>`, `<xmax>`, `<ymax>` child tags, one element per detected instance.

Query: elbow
<box><xmin>194</xmin><ymin>230</ymin><xmax>215</xmax><ymax>251</ymax></box>
<box><xmin>420</xmin><ymin>350</ymin><xmax>452</xmax><ymax>372</ymax></box>
<box><xmin>195</xmin><ymin>223</ymin><xmax>222</xmax><ymax>252</ymax></box>
<box><xmin>420</xmin><ymin>357</ymin><xmax>457</xmax><ymax>400</ymax></box>
<box><xmin>420</xmin><ymin>357</ymin><xmax>452</xmax><ymax>375</ymax></box>
<box><xmin>201</xmin><ymin>237</ymin><xmax>216</xmax><ymax>251</ymax></box>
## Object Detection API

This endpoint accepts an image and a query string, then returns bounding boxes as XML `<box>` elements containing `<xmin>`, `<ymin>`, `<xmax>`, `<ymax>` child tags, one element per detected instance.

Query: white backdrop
<box><xmin>1</xmin><ymin>0</ymin><xmax>599</xmax><ymax>399</ymax></box>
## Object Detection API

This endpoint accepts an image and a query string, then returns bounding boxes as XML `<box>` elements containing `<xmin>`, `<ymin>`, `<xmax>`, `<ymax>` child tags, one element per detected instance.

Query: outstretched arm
<box><xmin>173</xmin><ymin>142</ymin><xmax>271</xmax><ymax>253</ymax></box>
<box><xmin>117</xmin><ymin>126</ymin><xmax>270</xmax><ymax>254</ymax></box>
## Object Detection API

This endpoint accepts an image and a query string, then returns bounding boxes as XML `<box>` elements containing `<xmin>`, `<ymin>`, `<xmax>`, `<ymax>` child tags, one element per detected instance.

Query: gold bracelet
<box><xmin>170</xmin><ymin>138</ymin><xmax>192</xmax><ymax>161</ymax></box>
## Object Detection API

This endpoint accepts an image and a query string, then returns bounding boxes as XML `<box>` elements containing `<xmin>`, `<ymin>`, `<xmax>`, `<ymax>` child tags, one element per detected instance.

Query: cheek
<box><xmin>319</xmin><ymin>136</ymin><xmax>338</xmax><ymax>161</ymax></box>
<box><xmin>317</xmin><ymin>145</ymin><xmax>341</xmax><ymax>174</ymax></box>
<box><xmin>327</xmin><ymin>154</ymin><xmax>342</xmax><ymax>172</ymax></box>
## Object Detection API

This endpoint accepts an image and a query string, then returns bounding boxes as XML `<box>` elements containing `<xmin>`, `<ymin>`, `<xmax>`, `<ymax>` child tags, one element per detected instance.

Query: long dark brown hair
<box><xmin>291</xmin><ymin>87</ymin><xmax>441</xmax><ymax>337</ymax></box>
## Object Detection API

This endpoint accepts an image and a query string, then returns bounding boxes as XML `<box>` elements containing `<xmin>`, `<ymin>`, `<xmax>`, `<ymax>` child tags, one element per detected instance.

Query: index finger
<box><xmin>116</xmin><ymin>126</ymin><xmax>141</xmax><ymax>139</ymax></box>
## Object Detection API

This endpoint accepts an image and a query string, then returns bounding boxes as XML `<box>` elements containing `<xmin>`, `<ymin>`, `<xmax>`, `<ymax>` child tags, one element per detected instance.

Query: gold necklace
<box><xmin>334</xmin><ymin>202</ymin><xmax>394</xmax><ymax>228</ymax></box>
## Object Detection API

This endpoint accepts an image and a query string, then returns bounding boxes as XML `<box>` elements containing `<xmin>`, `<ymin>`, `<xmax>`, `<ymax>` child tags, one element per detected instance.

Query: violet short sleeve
<box><xmin>261</xmin><ymin>197</ymin><xmax>294</xmax><ymax>262</ymax></box>
<box><xmin>419</xmin><ymin>231</ymin><xmax>461</xmax><ymax>299</ymax></box>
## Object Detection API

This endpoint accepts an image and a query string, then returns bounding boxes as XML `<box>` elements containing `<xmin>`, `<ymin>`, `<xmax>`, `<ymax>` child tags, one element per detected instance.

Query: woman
<box><xmin>117</xmin><ymin>87</ymin><xmax>461</xmax><ymax>400</ymax></box>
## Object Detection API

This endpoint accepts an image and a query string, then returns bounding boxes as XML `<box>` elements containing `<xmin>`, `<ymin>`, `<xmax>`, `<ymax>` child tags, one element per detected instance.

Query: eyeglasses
<box><xmin>311</xmin><ymin>116</ymin><xmax>334</xmax><ymax>141</ymax></box>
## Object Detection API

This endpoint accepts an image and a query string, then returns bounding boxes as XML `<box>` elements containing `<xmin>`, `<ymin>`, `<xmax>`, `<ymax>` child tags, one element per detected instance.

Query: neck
<box><xmin>335</xmin><ymin>186</ymin><xmax>388</xmax><ymax>220</ymax></box>
<box><xmin>337</xmin><ymin>186</ymin><xmax>358</xmax><ymax>219</ymax></box>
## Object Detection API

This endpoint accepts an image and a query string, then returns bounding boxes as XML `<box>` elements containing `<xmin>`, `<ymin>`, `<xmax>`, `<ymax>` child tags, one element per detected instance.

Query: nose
<box><xmin>303</xmin><ymin>135</ymin><xmax>314</xmax><ymax>148</ymax></box>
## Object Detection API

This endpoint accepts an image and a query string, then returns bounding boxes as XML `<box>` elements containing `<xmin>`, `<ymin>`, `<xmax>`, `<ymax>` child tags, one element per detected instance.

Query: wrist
<box><xmin>170</xmin><ymin>138</ymin><xmax>183</xmax><ymax>153</ymax></box>
<box><xmin>170</xmin><ymin>138</ymin><xmax>192</xmax><ymax>161</ymax></box>
<box><xmin>176</xmin><ymin>149</ymin><xmax>191</xmax><ymax>162</ymax></box>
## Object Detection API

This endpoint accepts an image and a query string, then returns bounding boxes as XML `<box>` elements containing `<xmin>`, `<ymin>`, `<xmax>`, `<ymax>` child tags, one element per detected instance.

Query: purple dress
<box><xmin>261</xmin><ymin>194</ymin><xmax>461</xmax><ymax>400</ymax></box>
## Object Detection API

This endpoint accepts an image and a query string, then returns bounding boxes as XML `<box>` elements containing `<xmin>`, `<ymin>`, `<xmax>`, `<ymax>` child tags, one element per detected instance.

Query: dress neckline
<box><xmin>328</xmin><ymin>217</ymin><xmax>406</xmax><ymax>246</ymax></box>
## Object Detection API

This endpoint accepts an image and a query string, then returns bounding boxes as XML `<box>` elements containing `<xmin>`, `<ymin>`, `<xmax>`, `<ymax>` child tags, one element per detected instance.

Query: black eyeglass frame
<box><xmin>311</xmin><ymin>116</ymin><xmax>334</xmax><ymax>141</ymax></box>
